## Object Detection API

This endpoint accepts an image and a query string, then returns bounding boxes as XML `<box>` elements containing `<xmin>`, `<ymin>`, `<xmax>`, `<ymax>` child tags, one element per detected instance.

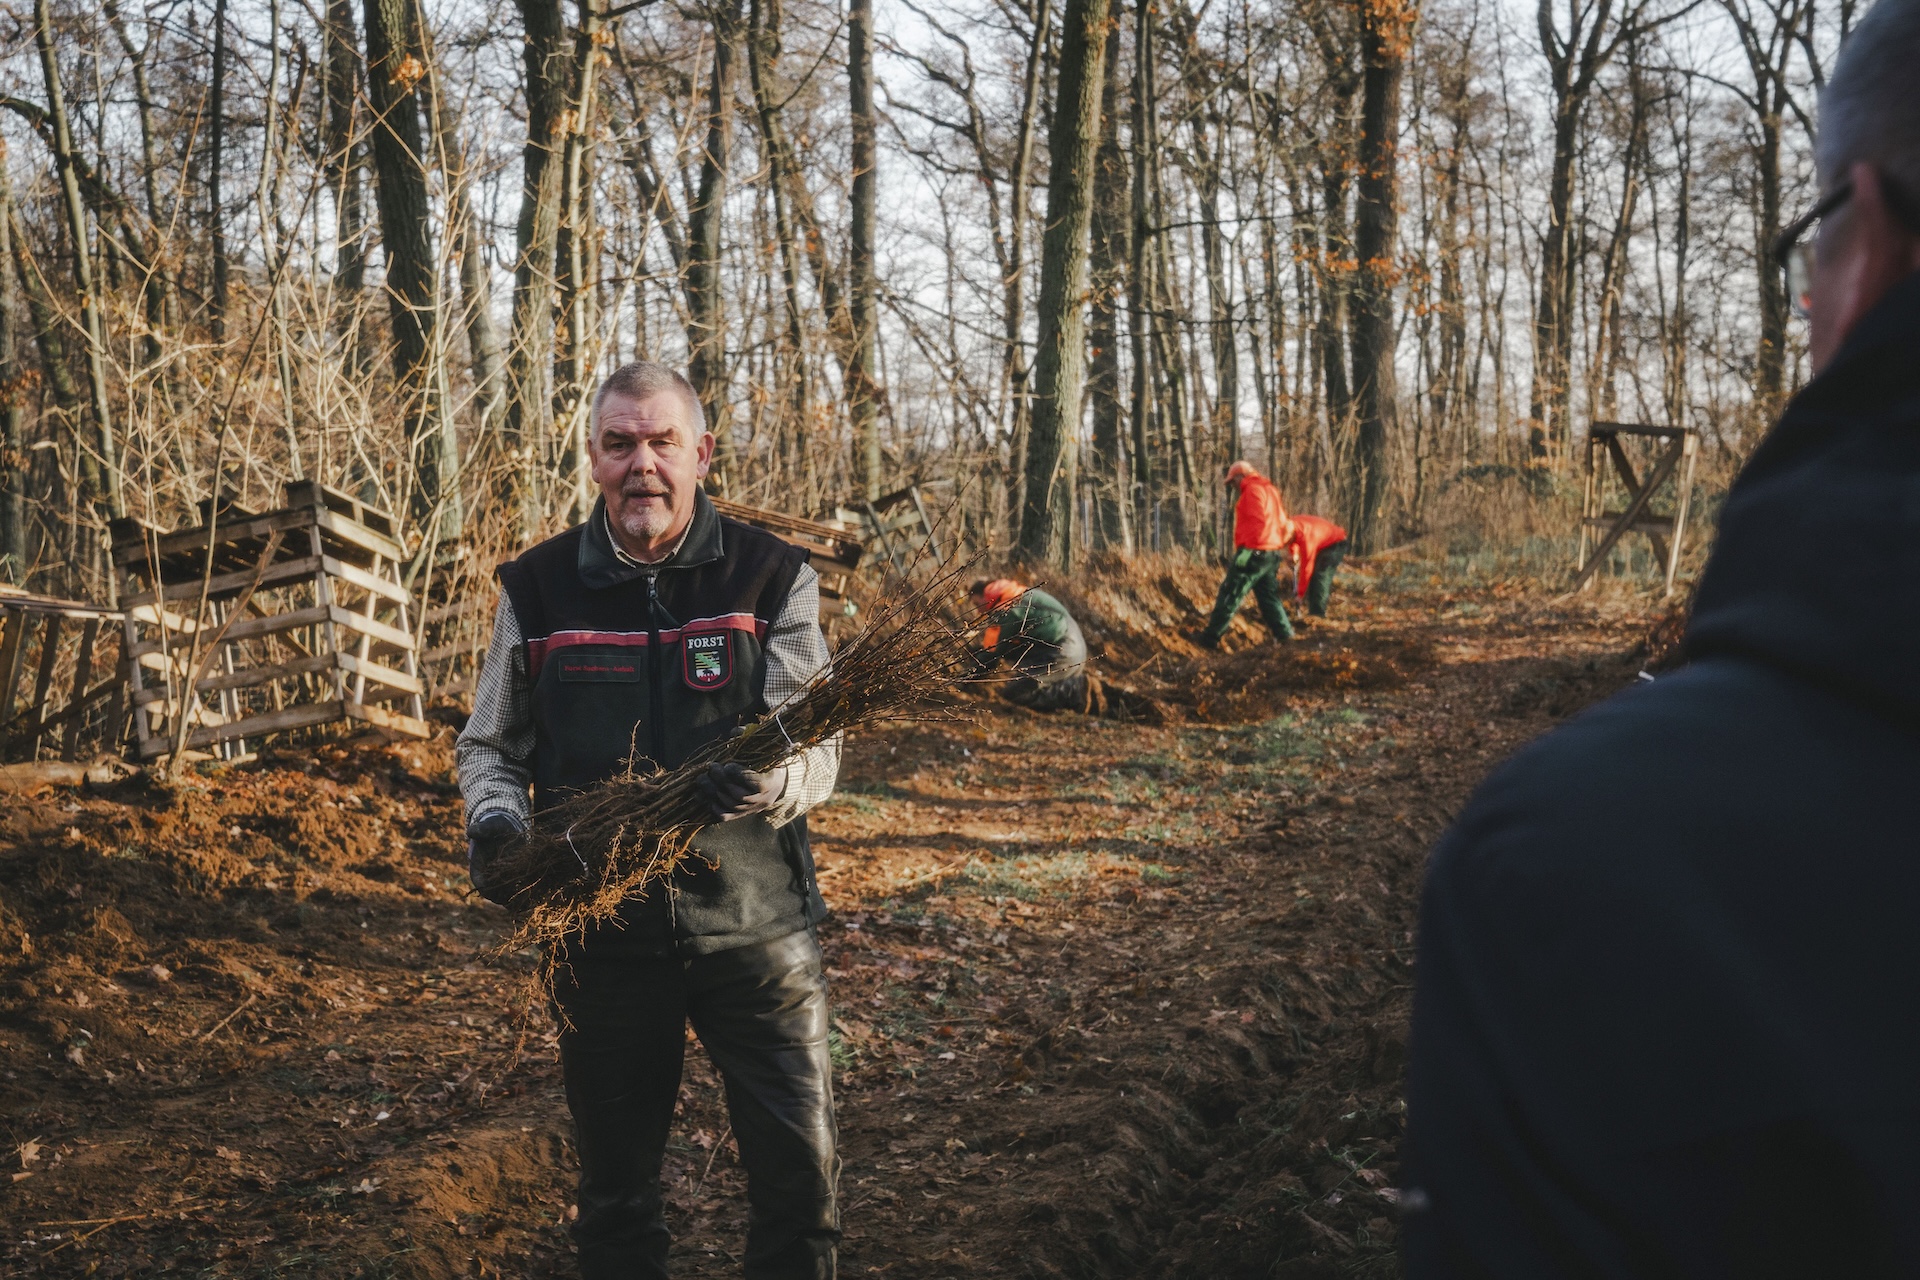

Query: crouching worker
<box><xmin>456</xmin><ymin>361</ymin><xmax>843</xmax><ymax>1280</ymax></box>
<box><xmin>967</xmin><ymin>578</ymin><xmax>1089</xmax><ymax>712</ymax></box>
<box><xmin>1200</xmin><ymin>460</ymin><xmax>1295</xmax><ymax>647</ymax></box>
<box><xmin>1286</xmin><ymin>514</ymin><xmax>1350</xmax><ymax>618</ymax></box>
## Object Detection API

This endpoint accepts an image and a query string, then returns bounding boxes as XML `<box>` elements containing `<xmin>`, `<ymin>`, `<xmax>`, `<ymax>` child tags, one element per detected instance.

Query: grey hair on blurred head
<box><xmin>1817</xmin><ymin>0</ymin><xmax>1920</xmax><ymax>198</ymax></box>
<box><xmin>590</xmin><ymin>362</ymin><xmax>708</xmax><ymax>442</ymax></box>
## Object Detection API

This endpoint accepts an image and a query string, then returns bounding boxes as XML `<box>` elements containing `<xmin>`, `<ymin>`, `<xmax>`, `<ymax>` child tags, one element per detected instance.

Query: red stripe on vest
<box><xmin>526</xmin><ymin>613</ymin><xmax>768</xmax><ymax>679</ymax></box>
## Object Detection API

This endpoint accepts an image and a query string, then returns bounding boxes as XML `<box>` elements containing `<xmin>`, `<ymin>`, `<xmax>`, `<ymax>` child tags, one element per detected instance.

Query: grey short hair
<box><xmin>590</xmin><ymin>362</ymin><xmax>708</xmax><ymax>441</ymax></box>
<box><xmin>1818</xmin><ymin>0</ymin><xmax>1920</xmax><ymax>198</ymax></box>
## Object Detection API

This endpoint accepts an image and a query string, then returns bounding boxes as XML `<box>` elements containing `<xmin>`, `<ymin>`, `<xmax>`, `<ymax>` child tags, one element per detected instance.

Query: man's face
<box><xmin>1808</xmin><ymin>163</ymin><xmax>1920</xmax><ymax>373</ymax></box>
<box><xmin>588</xmin><ymin>392</ymin><xmax>715</xmax><ymax>555</ymax></box>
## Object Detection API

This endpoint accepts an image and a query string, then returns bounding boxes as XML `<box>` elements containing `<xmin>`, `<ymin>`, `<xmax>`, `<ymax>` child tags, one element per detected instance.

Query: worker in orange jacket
<box><xmin>1199</xmin><ymin>460</ymin><xmax>1296</xmax><ymax>647</ymax></box>
<box><xmin>1285</xmin><ymin>514</ymin><xmax>1350</xmax><ymax>617</ymax></box>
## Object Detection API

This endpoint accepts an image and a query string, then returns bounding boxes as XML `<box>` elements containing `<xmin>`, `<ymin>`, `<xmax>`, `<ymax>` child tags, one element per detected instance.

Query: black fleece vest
<box><xmin>496</xmin><ymin>495</ymin><xmax>825</xmax><ymax>958</ymax></box>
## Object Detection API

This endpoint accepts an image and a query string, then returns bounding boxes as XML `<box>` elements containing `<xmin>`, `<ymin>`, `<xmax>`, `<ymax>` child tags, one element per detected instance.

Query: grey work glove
<box><xmin>466</xmin><ymin>809</ymin><xmax>528</xmax><ymax>905</ymax></box>
<box><xmin>696</xmin><ymin>761</ymin><xmax>789</xmax><ymax>823</ymax></box>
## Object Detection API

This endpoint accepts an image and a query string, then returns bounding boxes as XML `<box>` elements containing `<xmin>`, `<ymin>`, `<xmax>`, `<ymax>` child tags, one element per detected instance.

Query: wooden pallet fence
<box><xmin>110</xmin><ymin>480</ymin><xmax>431</xmax><ymax>760</ymax></box>
<box><xmin>711</xmin><ymin>497</ymin><xmax>867</xmax><ymax>639</ymax></box>
<box><xmin>0</xmin><ymin>586</ymin><xmax>127</xmax><ymax>764</ymax></box>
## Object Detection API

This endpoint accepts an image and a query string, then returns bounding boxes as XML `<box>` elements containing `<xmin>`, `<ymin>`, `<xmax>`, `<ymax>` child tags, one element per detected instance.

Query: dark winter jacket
<box><xmin>1402</xmin><ymin>269</ymin><xmax>1920</xmax><ymax>1278</ymax></box>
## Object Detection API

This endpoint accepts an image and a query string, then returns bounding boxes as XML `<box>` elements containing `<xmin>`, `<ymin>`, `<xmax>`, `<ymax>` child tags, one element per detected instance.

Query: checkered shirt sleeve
<box><xmin>454</xmin><ymin>563</ymin><xmax>841</xmax><ymax>831</ymax></box>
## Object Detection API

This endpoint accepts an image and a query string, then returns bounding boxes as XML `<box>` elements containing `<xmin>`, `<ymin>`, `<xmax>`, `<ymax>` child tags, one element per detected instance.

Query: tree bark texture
<box><xmin>848</xmin><ymin>0</ymin><xmax>883</xmax><ymax>499</ymax></box>
<box><xmin>686</xmin><ymin>0</ymin><xmax>741</xmax><ymax>490</ymax></box>
<box><xmin>34</xmin><ymin>0</ymin><xmax>123</xmax><ymax>517</ymax></box>
<box><xmin>362</xmin><ymin>0</ymin><xmax>450</xmax><ymax>531</ymax></box>
<box><xmin>1018</xmin><ymin>0</ymin><xmax>1111</xmax><ymax>567</ymax></box>
<box><xmin>0</xmin><ymin>148</ymin><xmax>22</xmax><ymax>573</ymax></box>
<box><xmin>1348</xmin><ymin>0</ymin><xmax>1413</xmax><ymax>552</ymax></box>
<box><xmin>1087</xmin><ymin>17</ymin><xmax>1130</xmax><ymax>551</ymax></box>
<box><xmin>508</xmin><ymin>0</ymin><xmax>570</xmax><ymax>524</ymax></box>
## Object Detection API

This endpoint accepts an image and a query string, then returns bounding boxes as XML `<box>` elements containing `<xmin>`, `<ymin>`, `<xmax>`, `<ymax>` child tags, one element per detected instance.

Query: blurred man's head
<box><xmin>968</xmin><ymin>578</ymin><xmax>1025</xmax><ymax>613</ymax></box>
<box><xmin>588</xmin><ymin>362</ymin><xmax>715</xmax><ymax>561</ymax></box>
<box><xmin>1225</xmin><ymin>460</ymin><xmax>1258</xmax><ymax>486</ymax></box>
<box><xmin>1805</xmin><ymin>0</ymin><xmax>1920</xmax><ymax>370</ymax></box>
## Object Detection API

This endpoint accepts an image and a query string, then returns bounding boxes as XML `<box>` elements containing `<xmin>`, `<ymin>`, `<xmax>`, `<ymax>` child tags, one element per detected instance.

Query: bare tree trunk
<box><xmin>748</xmin><ymin>0</ymin><xmax>816</xmax><ymax>506</ymax></box>
<box><xmin>0</xmin><ymin>149</ymin><xmax>22</xmax><ymax>575</ymax></box>
<box><xmin>1018</xmin><ymin>0</ymin><xmax>1111</xmax><ymax>567</ymax></box>
<box><xmin>363</xmin><ymin>0</ymin><xmax>450</xmax><ymax>534</ymax></box>
<box><xmin>686</xmin><ymin>0</ymin><xmax>741</xmax><ymax>491</ymax></box>
<box><xmin>425</xmin><ymin>19</ymin><xmax>506</xmax><ymax>443</ymax></box>
<box><xmin>1127</xmin><ymin>0</ymin><xmax>1155</xmax><ymax>541</ymax></box>
<box><xmin>1347</xmin><ymin>0</ymin><xmax>1414</xmax><ymax>552</ymax></box>
<box><xmin>554</xmin><ymin>0</ymin><xmax>606</xmax><ymax>518</ymax></box>
<box><xmin>325</xmin><ymin>0</ymin><xmax>366</xmax><ymax>295</ymax></box>
<box><xmin>1592</xmin><ymin>49</ymin><xmax>1648</xmax><ymax>420</ymax></box>
<box><xmin>848</xmin><ymin>0</ymin><xmax>883</xmax><ymax>499</ymax></box>
<box><xmin>34</xmin><ymin>0</ymin><xmax>122</xmax><ymax>518</ymax></box>
<box><xmin>509</xmin><ymin>0</ymin><xmax>569</xmax><ymax>526</ymax></box>
<box><xmin>1088</xmin><ymin>18</ymin><xmax>1130</xmax><ymax>551</ymax></box>
<box><xmin>210</xmin><ymin>0</ymin><xmax>230</xmax><ymax>338</ymax></box>
<box><xmin>1005</xmin><ymin>0</ymin><xmax>1053</xmax><ymax>520</ymax></box>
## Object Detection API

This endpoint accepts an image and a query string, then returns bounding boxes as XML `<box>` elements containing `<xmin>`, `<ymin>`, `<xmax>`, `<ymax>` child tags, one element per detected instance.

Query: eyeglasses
<box><xmin>1773</xmin><ymin>180</ymin><xmax>1853</xmax><ymax>320</ymax></box>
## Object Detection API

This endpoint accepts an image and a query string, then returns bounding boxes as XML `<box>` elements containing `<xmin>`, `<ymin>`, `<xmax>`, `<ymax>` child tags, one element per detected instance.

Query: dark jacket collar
<box><xmin>578</xmin><ymin>489</ymin><xmax>725</xmax><ymax>589</ymax></box>
<box><xmin>1685</xmin><ymin>267</ymin><xmax>1920</xmax><ymax>715</ymax></box>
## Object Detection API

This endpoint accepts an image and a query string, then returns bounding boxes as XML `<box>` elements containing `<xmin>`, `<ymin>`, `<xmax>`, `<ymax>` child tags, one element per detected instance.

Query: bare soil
<box><xmin>0</xmin><ymin>562</ymin><xmax>1652</xmax><ymax>1278</ymax></box>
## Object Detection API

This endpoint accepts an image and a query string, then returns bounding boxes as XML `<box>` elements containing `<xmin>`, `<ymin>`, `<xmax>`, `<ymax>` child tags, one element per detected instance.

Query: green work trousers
<box><xmin>1203</xmin><ymin>549</ymin><xmax>1294</xmax><ymax>642</ymax></box>
<box><xmin>1304</xmin><ymin>539</ymin><xmax>1348</xmax><ymax>617</ymax></box>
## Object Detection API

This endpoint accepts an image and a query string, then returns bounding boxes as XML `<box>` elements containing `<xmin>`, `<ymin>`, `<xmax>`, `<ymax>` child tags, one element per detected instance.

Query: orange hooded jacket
<box><xmin>1231</xmin><ymin>473</ymin><xmax>1290</xmax><ymax>551</ymax></box>
<box><xmin>1286</xmin><ymin>515</ymin><xmax>1348</xmax><ymax>599</ymax></box>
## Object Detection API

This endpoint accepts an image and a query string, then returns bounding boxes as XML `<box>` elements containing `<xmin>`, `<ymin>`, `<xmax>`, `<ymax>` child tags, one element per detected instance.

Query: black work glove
<box><xmin>696</xmin><ymin>761</ymin><xmax>789</xmax><ymax>823</ymax></box>
<box><xmin>466</xmin><ymin>810</ymin><xmax>528</xmax><ymax>905</ymax></box>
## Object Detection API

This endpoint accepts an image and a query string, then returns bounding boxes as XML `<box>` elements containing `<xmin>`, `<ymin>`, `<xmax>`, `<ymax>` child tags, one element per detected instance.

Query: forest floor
<box><xmin>0</xmin><ymin>557</ymin><xmax>1657</xmax><ymax>1279</ymax></box>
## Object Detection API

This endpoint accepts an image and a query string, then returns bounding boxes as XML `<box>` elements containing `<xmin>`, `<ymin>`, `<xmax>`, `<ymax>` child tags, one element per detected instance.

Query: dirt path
<box><xmin>0</xmin><ymin>574</ymin><xmax>1648</xmax><ymax>1278</ymax></box>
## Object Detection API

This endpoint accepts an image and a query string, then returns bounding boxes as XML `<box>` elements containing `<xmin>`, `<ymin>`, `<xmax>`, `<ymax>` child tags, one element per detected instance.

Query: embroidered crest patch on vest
<box><xmin>682</xmin><ymin>631</ymin><xmax>733</xmax><ymax>690</ymax></box>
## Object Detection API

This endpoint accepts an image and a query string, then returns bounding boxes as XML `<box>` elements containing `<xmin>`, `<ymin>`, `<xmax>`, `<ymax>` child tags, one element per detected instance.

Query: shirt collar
<box><xmin>579</xmin><ymin>489</ymin><xmax>725</xmax><ymax>588</ymax></box>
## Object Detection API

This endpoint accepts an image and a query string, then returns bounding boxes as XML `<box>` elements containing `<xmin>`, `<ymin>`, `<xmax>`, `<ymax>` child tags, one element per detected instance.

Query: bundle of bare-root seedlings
<box><xmin>484</xmin><ymin>561</ymin><xmax>977</xmax><ymax>993</ymax></box>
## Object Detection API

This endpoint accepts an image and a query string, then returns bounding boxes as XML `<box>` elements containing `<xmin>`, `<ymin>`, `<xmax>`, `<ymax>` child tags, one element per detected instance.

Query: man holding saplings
<box><xmin>456</xmin><ymin>361</ymin><xmax>843</xmax><ymax>1279</ymax></box>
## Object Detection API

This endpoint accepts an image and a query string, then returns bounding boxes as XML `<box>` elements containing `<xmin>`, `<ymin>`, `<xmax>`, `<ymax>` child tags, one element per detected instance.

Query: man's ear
<box><xmin>693</xmin><ymin>430</ymin><xmax>716</xmax><ymax>480</ymax></box>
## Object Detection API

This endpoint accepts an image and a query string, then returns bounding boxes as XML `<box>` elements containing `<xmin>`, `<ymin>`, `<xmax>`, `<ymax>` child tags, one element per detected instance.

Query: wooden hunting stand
<box><xmin>712</xmin><ymin>497</ymin><xmax>867</xmax><ymax>632</ymax></box>
<box><xmin>0</xmin><ymin>586</ymin><xmax>126</xmax><ymax>764</ymax></box>
<box><xmin>111</xmin><ymin>480</ymin><xmax>431</xmax><ymax>761</ymax></box>
<box><xmin>842</xmin><ymin>484</ymin><xmax>945</xmax><ymax>579</ymax></box>
<box><xmin>1575</xmin><ymin>422</ymin><xmax>1699</xmax><ymax>597</ymax></box>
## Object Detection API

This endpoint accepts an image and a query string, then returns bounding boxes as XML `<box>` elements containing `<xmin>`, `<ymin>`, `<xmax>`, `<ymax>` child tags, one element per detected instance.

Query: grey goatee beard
<box><xmin>612</xmin><ymin>488</ymin><xmax>676</xmax><ymax>543</ymax></box>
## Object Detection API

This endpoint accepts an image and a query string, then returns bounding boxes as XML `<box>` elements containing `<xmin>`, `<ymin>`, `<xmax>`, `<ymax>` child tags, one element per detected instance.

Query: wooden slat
<box><xmin>312</xmin><ymin>508</ymin><xmax>406</xmax><ymax>563</ymax></box>
<box><xmin>0</xmin><ymin>610</ymin><xmax>28</xmax><ymax>727</ymax></box>
<box><xmin>127</xmin><ymin>603</ymin><xmax>205</xmax><ymax>633</ymax></box>
<box><xmin>139</xmin><ymin>700</ymin><xmax>347</xmax><ymax>757</ymax></box>
<box><xmin>26</xmin><ymin>614</ymin><xmax>63</xmax><ymax>752</ymax></box>
<box><xmin>120</xmin><ymin>555</ymin><xmax>325</xmax><ymax>608</ymax></box>
<box><xmin>323</xmin><ymin>555</ymin><xmax>411</xmax><ymax>604</ymax></box>
<box><xmin>60</xmin><ymin>619</ymin><xmax>101</xmax><ymax>760</ymax></box>
<box><xmin>0</xmin><ymin>586</ymin><xmax>123</xmax><ymax>620</ymax></box>
<box><xmin>112</xmin><ymin>507</ymin><xmax>317</xmax><ymax>567</ymax></box>
<box><xmin>338</xmin><ymin>652</ymin><xmax>424</xmax><ymax>694</ymax></box>
<box><xmin>343</xmin><ymin>700</ymin><xmax>431</xmax><ymax>740</ymax></box>
<box><xmin>326</xmin><ymin>603</ymin><xmax>416</xmax><ymax>651</ymax></box>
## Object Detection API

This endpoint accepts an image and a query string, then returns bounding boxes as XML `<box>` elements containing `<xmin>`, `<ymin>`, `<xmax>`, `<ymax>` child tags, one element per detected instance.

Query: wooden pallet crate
<box><xmin>0</xmin><ymin>586</ymin><xmax>126</xmax><ymax>764</ymax></box>
<box><xmin>110</xmin><ymin>480</ymin><xmax>430</xmax><ymax>760</ymax></box>
<box><xmin>711</xmin><ymin>497</ymin><xmax>867</xmax><ymax>637</ymax></box>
